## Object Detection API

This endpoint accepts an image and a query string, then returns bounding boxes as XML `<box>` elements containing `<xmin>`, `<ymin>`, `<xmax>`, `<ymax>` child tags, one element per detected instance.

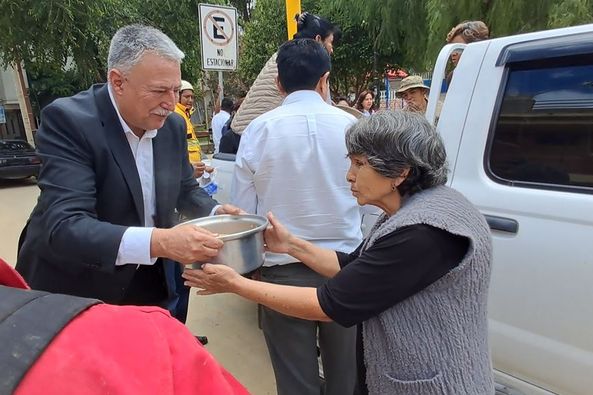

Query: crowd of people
<box><xmin>1</xmin><ymin>12</ymin><xmax>495</xmax><ymax>395</ymax></box>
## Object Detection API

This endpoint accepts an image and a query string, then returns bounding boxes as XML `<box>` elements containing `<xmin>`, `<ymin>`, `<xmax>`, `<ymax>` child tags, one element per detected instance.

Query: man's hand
<box><xmin>264</xmin><ymin>212</ymin><xmax>293</xmax><ymax>254</ymax></box>
<box><xmin>403</xmin><ymin>101</ymin><xmax>423</xmax><ymax>113</ymax></box>
<box><xmin>182</xmin><ymin>264</ymin><xmax>242</xmax><ymax>295</ymax></box>
<box><xmin>150</xmin><ymin>225</ymin><xmax>224</xmax><ymax>264</ymax></box>
<box><xmin>192</xmin><ymin>162</ymin><xmax>206</xmax><ymax>178</ymax></box>
<box><xmin>215</xmin><ymin>204</ymin><xmax>246</xmax><ymax>215</ymax></box>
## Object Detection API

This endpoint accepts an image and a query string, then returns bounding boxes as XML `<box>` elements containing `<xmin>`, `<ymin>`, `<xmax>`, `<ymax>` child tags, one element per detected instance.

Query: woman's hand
<box><xmin>182</xmin><ymin>264</ymin><xmax>241</xmax><ymax>295</ymax></box>
<box><xmin>264</xmin><ymin>212</ymin><xmax>293</xmax><ymax>254</ymax></box>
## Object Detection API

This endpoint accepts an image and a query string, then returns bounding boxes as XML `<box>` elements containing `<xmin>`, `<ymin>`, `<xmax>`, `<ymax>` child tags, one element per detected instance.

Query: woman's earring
<box><xmin>391</xmin><ymin>184</ymin><xmax>397</xmax><ymax>191</ymax></box>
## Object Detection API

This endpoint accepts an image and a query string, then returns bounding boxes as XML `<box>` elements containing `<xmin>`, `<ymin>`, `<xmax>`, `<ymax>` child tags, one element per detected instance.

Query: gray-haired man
<box><xmin>16</xmin><ymin>24</ymin><xmax>241</xmax><ymax>310</ymax></box>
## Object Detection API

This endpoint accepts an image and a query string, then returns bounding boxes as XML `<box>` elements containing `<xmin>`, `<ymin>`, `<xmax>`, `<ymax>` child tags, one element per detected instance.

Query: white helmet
<box><xmin>180</xmin><ymin>80</ymin><xmax>194</xmax><ymax>92</ymax></box>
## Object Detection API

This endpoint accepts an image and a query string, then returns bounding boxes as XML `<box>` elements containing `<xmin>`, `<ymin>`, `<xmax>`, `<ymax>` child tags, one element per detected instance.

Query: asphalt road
<box><xmin>0</xmin><ymin>178</ymin><xmax>276</xmax><ymax>394</ymax></box>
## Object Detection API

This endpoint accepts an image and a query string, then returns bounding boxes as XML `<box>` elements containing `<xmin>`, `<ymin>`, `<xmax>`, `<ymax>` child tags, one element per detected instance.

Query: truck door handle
<box><xmin>484</xmin><ymin>215</ymin><xmax>518</xmax><ymax>234</ymax></box>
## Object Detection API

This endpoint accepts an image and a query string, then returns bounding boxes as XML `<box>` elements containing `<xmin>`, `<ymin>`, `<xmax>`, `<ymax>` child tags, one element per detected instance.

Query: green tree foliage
<box><xmin>315</xmin><ymin>1</ymin><xmax>401</xmax><ymax>97</ymax></box>
<box><xmin>0</xmin><ymin>0</ymin><xmax>136</xmax><ymax>85</ymax></box>
<box><xmin>329</xmin><ymin>0</ymin><xmax>593</xmax><ymax>70</ymax></box>
<box><xmin>328</xmin><ymin>0</ymin><xmax>427</xmax><ymax>70</ymax></box>
<box><xmin>0</xmin><ymin>0</ymin><xmax>144</xmax><ymax>109</ymax></box>
<box><xmin>236</xmin><ymin>0</ymin><xmax>400</xmax><ymax>97</ymax></box>
<box><xmin>545</xmin><ymin>0</ymin><xmax>593</xmax><ymax>28</ymax></box>
<box><xmin>229</xmin><ymin>0</ymin><xmax>255</xmax><ymax>22</ymax></box>
<box><xmin>2</xmin><ymin>0</ymin><xmax>592</xmax><ymax>111</ymax></box>
<box><xmin>130</xmin><ymin>0</ymin><xmax>206</xmax><ymax>90</ymax></box>
<box><xmin>0</xmin><ymin>0</ymin><xmax>233</xmax><ymax>109</ymax></box>
<box><xmin>328</xmin><ymin>20</ymin><xmax>378</xmax><ymax>96</ymax></box>
<box><xmin>237</xmin><ymin>0</ymin><xmax>287</xmax><ymax>86</ymax></box>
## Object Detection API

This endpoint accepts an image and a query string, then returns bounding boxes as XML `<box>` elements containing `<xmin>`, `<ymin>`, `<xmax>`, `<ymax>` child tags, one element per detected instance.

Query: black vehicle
<box><xmin>0</xmin><ymin>139</ymin><xmax>41</xmax><ymax>180</ymax></box>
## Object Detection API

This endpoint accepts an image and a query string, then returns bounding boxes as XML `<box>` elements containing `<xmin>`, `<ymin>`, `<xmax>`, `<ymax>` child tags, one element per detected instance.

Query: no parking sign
<box><xmin>198</xmin><ymin>4</ymin><xmax>238</xmax><ymax>71</ymax></box>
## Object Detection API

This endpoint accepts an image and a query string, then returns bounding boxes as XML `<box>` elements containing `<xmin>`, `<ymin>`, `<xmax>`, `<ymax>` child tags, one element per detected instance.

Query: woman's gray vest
<box><xmin>361</xmin><ymin>185</ymin><xmax>494</xmax><ymax>395</ymax></box>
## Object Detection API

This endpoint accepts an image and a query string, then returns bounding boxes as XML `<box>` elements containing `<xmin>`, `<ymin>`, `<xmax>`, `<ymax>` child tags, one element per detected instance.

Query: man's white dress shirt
<box><xmin>107</xmin><ymin>86</ymin><xmax>220</xmax><ymax>266</ymax></box>
<box><xmin>231</xmin><ymin>90</ymin><xmax>362</xmax><ymax>267</ymax></box>
<box><xmin>211</xmin><ymin>110</ymin><xmax>230</xmax><ymax>154</ymax></box>
<box><xmin>108</xmin><ymin>85</ymin><xmax>158</xmax><ymax>266</ymax></box>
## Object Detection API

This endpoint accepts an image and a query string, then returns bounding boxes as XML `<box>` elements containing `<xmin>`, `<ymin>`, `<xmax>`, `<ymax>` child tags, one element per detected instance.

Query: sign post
<box><xmin>198</xmin><ymin>3</ymin><xmax>238</xmax><ymax>105</ymax></box>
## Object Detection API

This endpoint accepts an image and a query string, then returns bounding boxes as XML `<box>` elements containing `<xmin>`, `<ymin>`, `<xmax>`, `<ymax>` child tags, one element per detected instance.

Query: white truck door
<box><xmin>429</xmin><ymin>41</ymin><xmax>486</xmax><ymax>177</ymax></box>
<box><xmin>448</xmin><ymin>29</ymin><xmax>593</xmax><ymax>394</ymax></box>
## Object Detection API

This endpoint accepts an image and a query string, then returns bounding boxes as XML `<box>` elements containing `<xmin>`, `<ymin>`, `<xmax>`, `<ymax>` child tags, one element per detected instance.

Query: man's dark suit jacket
<box><xmin>16</xmin><ymin>84</ymin><xmax>217</xmax><ymax>304</ymax></box>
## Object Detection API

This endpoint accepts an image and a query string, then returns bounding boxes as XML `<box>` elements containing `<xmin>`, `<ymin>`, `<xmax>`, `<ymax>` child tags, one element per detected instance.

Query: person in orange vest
<box><xmin>173</xmin><ymin>80</ymin><xmax>217</xmax><ymax>325</ymax></box>
<box><xmin>0</xmin><ymin>257</ymin><xmax>249</xmax><ymax>395</ymax></box>
<box><xmin>175</xmin><ymin>80</ymin><xmax>213</xmax><ymax>178</ymax></box>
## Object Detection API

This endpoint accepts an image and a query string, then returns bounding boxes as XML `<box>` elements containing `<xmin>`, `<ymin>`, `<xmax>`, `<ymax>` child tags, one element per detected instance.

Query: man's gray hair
<box><xmin>345</xmin><ymin>111</ymin><xmax>448</xmax><ymax>195</ymax></box>
<box><xmin>107</xmin><ymin>24</ymin><xmax>185</xmax><ymax>73</ymax></box>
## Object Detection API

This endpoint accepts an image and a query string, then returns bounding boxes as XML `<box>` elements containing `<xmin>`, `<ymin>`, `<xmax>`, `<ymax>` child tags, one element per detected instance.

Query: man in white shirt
<box><xmin>211</xmin><ymin>98</ymin><xmax>233</xmax><ymax>153</ymax></box>
<box><xmin>15</xmin><ymin>24</ymin><xmax>241</xmax><ymax>316</ymax></box>
<box><xmin>231</xmin><ymin>39</ymin><xmax>361</xmax><ymax>395</ymax></box>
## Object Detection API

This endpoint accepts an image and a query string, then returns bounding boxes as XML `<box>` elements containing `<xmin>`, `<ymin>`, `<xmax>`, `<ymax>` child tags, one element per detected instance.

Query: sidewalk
<box><xmin>186</xmin><ymin>292</ymin><xmax>276</xmax><ymax>394</ymax></box>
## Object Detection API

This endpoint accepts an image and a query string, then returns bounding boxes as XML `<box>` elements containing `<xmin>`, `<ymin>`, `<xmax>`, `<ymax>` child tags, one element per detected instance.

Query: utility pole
<box><xmin>13</xmin><ymin>63</ymin><xmax>36</xmax><ymax>146</ymax></box>
<box><xmin>373</xmin><ymin>47</ymin><xmax>380</xmax><ymax>108</ymax></box>
<box><xmin>218</xmin><ymin>71</ymin><xmax>223</xmax><ymax>106</ymax></box>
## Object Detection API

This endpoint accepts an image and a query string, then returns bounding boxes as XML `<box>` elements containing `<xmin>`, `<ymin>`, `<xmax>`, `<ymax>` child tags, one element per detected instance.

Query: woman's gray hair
<box><xmin>107</xmin><ymin>24</ymin><xmax>185</xmax><ymax>73</ymax></box>
<box><xmin>345</xmin><ymin>111</ymin><xmax>448</xmax><ymax>195</ymax></box>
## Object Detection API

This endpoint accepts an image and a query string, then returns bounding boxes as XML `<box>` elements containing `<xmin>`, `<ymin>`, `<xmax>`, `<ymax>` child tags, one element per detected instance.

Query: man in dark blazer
<box><xmin>16</xmin><ymin>24</ymin><xmax>240</xmax><ymax>313</ymax></box>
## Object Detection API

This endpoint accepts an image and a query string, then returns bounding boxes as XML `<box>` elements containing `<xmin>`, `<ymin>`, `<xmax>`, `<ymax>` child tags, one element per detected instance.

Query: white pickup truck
<box><xmin>212</xmin><ymin>23</ymin><xmax>593</xmax><ymax>395</ymax></box>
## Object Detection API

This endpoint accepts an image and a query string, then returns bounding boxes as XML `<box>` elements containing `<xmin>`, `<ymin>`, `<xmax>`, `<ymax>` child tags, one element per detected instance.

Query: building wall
<box><xmin>0</xmin><ymin>65</ymin><xmax>26</xmax><ymax>140</ymax></box>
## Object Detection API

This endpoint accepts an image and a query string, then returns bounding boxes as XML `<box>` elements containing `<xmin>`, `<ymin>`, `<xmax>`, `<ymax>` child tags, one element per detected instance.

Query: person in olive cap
<box><xmin>395</xmin><ymin>75</ymin><xmax>430</xmax><ymax>114</ymax></box>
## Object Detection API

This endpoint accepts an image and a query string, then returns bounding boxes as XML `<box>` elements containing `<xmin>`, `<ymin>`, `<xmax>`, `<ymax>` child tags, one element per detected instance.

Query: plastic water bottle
<box><xmin>202</xmin><ymin>180</ymin><xmax>218</xmax><ymax>196</ymax></box>
<box><xmin>200</xmin><ymin>171</ymin><xmax>218</xmax><ymax>196</ymax></box>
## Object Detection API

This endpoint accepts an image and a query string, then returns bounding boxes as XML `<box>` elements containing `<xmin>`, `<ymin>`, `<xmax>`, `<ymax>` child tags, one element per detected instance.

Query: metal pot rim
<box><xmin>178</xmin><ymin>214</ymin><xmax>269</xmax><ymax>242</ymax></box>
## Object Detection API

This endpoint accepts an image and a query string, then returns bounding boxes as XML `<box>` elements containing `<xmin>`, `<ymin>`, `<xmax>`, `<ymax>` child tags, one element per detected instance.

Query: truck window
<box><xmin>488</xmin><ymin>57</ymin><xmax>593</xmax><ymax>191</ymax></box>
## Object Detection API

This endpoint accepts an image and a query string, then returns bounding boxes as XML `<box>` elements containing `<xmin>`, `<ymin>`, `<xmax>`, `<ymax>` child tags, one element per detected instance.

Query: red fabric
<box><xmin>0</xmin><ymin>259</ymin><xmax>249</xmax><ymax>395</ymax></box>
<box><xmin>0</xmin><ymin>258</ymin><xmax>29</xmax><ymax>289</ymax></box>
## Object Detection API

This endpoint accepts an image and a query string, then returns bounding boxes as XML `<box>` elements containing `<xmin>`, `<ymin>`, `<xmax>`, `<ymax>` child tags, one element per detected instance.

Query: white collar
<box><xmin>282</xmin><ymin>90</ymin><xmax>326</xmax><ymax>106</ymax></box>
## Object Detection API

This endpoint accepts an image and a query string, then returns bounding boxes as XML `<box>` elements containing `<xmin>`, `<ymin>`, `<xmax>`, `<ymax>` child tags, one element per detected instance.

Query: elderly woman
<box><xmin>183</xmin><ymin>111</ymin><xmax>494</xmax><ymax>395</ymax></box>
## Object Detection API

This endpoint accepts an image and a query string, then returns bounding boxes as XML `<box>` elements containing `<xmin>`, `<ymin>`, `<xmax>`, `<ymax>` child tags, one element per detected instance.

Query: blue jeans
<box><xmin>164</xmin><ymin>261</ymin><xmax>190</xmax><ymax>323</ymax></box>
